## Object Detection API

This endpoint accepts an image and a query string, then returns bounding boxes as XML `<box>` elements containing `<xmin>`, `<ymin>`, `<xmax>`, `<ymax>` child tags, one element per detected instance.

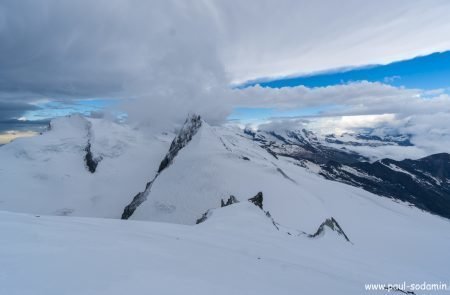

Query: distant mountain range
<box><xmin>244</xmin><ymin>128</ymin><xmax>450</xmax><ymax>219</ymax></box>
<box><xmin>1</xmin><ymin>114</ymin><xmax>448</xmax><ymax>221</ymax></box>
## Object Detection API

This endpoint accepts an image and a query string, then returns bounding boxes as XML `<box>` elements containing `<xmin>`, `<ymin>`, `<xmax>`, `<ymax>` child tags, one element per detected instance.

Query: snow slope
<box><xmin>1</xmin><ymin>201</ymin><xmax>449</xmax><ymax>295</ymax></box>
<box><xmin>130</xmin><ymin>120</ymin><xmax>444</xmax><ymax>230</ymax></box>
<box><xmin>0</xmin><ymin>115</ymin><xmax>171</xmax><ymax>218</ymax></box>
<box><xmin>126</xmin><ymin>120</ymin><xmax>450</xmax><ymax>287</ymax></box>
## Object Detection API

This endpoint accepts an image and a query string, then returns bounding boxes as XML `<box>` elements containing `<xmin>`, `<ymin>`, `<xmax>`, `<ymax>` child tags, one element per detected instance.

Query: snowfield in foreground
<box><xmin>1</xmin><ymin>199</ymin><xmax>450</xmax><ymax>295</ymax></box>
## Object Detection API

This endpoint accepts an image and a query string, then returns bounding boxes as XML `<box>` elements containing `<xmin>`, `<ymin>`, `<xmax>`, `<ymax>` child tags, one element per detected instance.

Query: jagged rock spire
<box><xmin>158</xmin><ymin>114</ymin><xmax>202</xmax><ymax>173</ymax></box>
<box><xmin>84</xmin><ymin>120</ymin><xmax>102</xmax><ymax>173</ymax></box>
<box><xmin>84</xmin><ymin>142</ymin><xmax>101</xmax><ymax>173</ymax></box>
<box><xmin>221</xmin><ymin>195</ymin><xmax>239</xmax><ymax>207</ymax></box>
<box><xmin>309</xmin><ymin>217</ymin><xmax>351</xmax><ymax>243</ymax></box>
<box><xmin>248</xmin><ymin>192</ymin><xmax>263</xmax><ymax>210</ymax></box>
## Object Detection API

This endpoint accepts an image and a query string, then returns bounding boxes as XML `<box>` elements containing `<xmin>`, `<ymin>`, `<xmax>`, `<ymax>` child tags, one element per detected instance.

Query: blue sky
<box><xmin>252</xmin><ymin>51</ymin><xmax>450</xmax><ymax>90</ymax></box>
<box><xmin>23</xmin><ymin>99</ymin><xmax>119</xmax><ymax>121</ymax></box>
<box><xmin>229</xmin><ymin>51</ymin><xmax>450</xmax><ymax>122</ymax></box>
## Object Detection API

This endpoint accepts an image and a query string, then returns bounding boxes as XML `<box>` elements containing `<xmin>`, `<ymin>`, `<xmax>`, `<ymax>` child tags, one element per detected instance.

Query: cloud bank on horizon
<box><xmin>0</xmin><ymin>0</ymin><xmax>450</xmax><ymax>150</ymax></box>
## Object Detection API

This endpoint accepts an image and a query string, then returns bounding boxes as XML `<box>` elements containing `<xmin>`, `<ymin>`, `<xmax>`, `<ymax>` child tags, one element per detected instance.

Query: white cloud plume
<box><xmin>233</xmin><ymin>81</ymin><xmax>450</xmax><ymax>116</ymax></box>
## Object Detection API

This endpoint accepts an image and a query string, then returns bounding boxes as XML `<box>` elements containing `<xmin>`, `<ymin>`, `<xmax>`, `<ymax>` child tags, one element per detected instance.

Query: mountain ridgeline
<box><xmin>245</xmin><ymin>128</ymin><xmax>450</xmax><ymax>220</ymax></box>
<box><xmin>124</xmin><ymin>118</ymin><xmax>450</xmax><ymax>221</ymax></box>
<box><xmin>121</xmin><ymin>115</ymin><xmax>202</xmax><ymax>219</ymax></box>
<box><xmin>3</xmin><ymin>114</ymin><xmax>447</xmax><ymax>223</ymax></box>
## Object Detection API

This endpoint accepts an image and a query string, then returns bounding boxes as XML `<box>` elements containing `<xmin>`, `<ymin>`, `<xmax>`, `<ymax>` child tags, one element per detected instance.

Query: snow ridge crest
<box><xmin>158</xmin><ymin>114</ymin><xmax>202</xmax><ymax>173</ymax></box>
<box><xmin>122</xmin><ymin>114</ymin><xmax>202</xmax><ymax>220</ymax></box>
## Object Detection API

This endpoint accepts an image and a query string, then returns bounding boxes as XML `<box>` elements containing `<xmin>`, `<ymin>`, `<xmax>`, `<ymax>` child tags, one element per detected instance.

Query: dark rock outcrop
<box><xmin>196</xmin><ymin>192</ymin><xmax>278</xmax><ymax>231</ymax></box>
<box><xmin>84</xmin><ymin>142</ymin><xmax>101</xmax><ymax>173</ymax></box>
<box><xmin>247</xmin><ymin>192</ymin><xmax>279</xmax><ymax>230</ymax></box>
<box><xmin>248</xmin><ymin>192</ymin><xmax>263</xmax><ymax>209</ymax></box>
<box><xmin>246</xmin><ymin>129</ymin><xmax>366</xmax><ymax>165</ymax></box>
<box><xmin>121</xmin><ymin>176</ymin><xmax>157</xmax><ymax>220</ymax></box>
<box><xmin>308</xmin><ymin>217</ymin><xmax>351</xmax><ymax>242</ymax></box>
<box><xmin>158</xmin><ymin>114</ymin><xmax>202</xmax><ymax>173</ymax></box>
<box><xmin>83</xmin><ymin>121</ymin><xmax>102</xmax><ymax>173</ymax></box>
<box><xmin>221</xmin><ymin>195</ymin><xmax>239</xmax><ymax>207</ymax></box>
<box><xmin>196</xmin><ymin>195</ymin><xmax>239</xmax><ymax>224</ymax></box>
<box><xmin>320</xmin><ymin>153</ymin><xmax>450</xmax><ymax>219</ymax></box>
<box><xmin>196</xmin><ymin>210</ymin><xmax>211</xmax><ymax>224</ymax></box>
<box><xmin>247</xmin><ymin>128</ymin><xmax>450</xmax><ymax>220</ymax></box>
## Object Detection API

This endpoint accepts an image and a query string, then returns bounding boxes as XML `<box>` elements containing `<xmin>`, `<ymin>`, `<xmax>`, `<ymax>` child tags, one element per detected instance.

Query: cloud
<box><xmin>234</xmin><ymin>81</ymin><xmax>450</xmax><ymax>156</ymax></box>
<box><xmin>252</xmin><ymin>112</ymin><xmax>450</xmax><ymax>159</ymax></box>
<box><xmin>0</xmin><ymin>100</ymin><xmax>38</xmax><ymax>121</ymax></box>
<box><xmin>383</xmin><ymin>76</ymin><xmax>401</xmax><ymax>83</ymax></box>
<box><xmin>218</xmin><ymin>0</ymin><xmax>450</xmax><ymax>83</ymax></box>
<box><xmin>397</xmin><ymin>113</ymin><xmax>450</xmax><ymax>154</ymax></box>
<box><xmin>233</xmin><ymin>81</ymin><xmax>450</xmax><ymax>117</ymax></box>
<box><xmin>1</xmin><ymin>1</ymin><xmax>225</xmax><ymax>94</ymax></box>
<box><xmin>0</xmin><ymin>0</ymin><xmax>232</xmax><ymax>128</ymax></box>
<box><xmin>1</xmin><ymin>0</ymin><xmax>450</xmax><ymax>128</ymax></box>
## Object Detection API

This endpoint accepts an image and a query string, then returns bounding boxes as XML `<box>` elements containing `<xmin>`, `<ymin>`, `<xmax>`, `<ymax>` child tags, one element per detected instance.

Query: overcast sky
<box><xmin>1</xmin><ymin>0</ymin><xmax>450</xmax><ymax>145</ymax></box>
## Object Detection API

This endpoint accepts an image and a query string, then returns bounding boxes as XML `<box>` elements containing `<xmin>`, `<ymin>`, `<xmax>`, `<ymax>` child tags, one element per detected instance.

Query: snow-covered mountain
<box><xmin>0</xmin><ymin>115</ymin><xmax>172</xmax><ymax>217</ymax></box>
<box><xmin>243</xmin><ymin>127</ymin><xmax>450</xmax><ymax>219</ymax></box>
<box><xmin>1</xmin><ymin>115</ymin><xmax>449</xmax><ymax>295</ymax></box>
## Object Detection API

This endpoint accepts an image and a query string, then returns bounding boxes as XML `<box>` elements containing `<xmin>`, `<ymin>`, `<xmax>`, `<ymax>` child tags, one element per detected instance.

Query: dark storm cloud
<box><xmin>0</xmin><ymin>98</ymin><xmax>48</xmax><ymax>134</ymax></box>
<box><xmin>0</xmin><ymin>119</ymin><xmax>49</xmax><ymax>133</ymax></box>
<box><xmin>0</xmin><ymin>1</ymin><xmax>145</xmax><ymax>98</ymax></box>
<box><xmin>0</xmin><ymin>0</ymin><xmax>231</xmax><ymax>128</ymax></box>
<box><xmin>0</xmin><ymin>100</ymin><xmax>37</xmax><ymax>121</ymax></box>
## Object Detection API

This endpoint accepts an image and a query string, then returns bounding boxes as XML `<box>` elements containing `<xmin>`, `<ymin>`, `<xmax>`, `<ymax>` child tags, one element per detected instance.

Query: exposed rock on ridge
<box><xmin>122</xmin><ymin>114</ymin><xmax>202</xmax><ymax>220</ymax></box>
